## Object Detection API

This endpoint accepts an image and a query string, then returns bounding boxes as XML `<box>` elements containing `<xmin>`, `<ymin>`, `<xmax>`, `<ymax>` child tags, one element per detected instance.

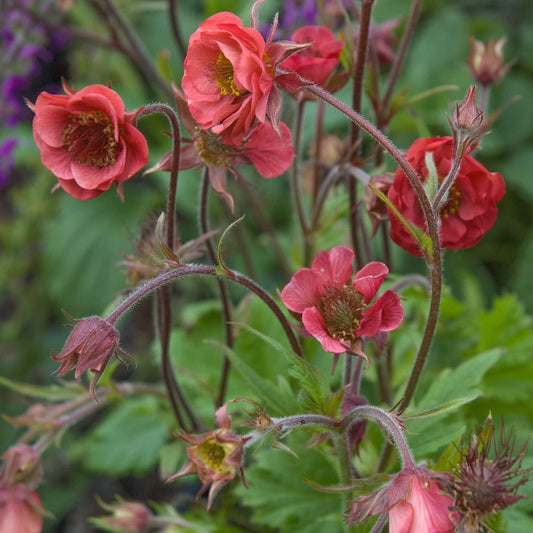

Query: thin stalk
<box><xmin>382</xmin><ymin>0</ymin><xmax>421</xmax><ymax>112</ymax></box>
<box><xmin>93</xmin><ymin>0</ymin><xmax>174</xmax><ymax>101</ymax></box>
<box><xmin>340</xmin><ymin>405</ymin><xmax>414</xmax><ymax>468</ymax></box>
<box><xmin>432</xmin><ymin>147</ymin><xmax>467</xmax><ymax>212</ymax></box>
<box><xmin>136</xmin><ymin>103</ymin><xmax>198</xmax><ymax>429</ymax></box>
<box><xmin>305</xmin><ymin>85</ymin><xmax>437</xmax><ymax>246</ymax></box>
<box><xmin>199</xmin><ymin>169</ymin><xmax>234</xmax><ymax>407</ymax></box>
<box><xmin>349</xmin><ymin>0</ymin><xmax>374</xmax><ymax>268</ymax></box>
<box><xmin>168</xmin><ymin>0</ymin><xmax>187</xmax><ymax>60</ymax></box>
<box><xmin>105</xmin><ymin>265</ymin><xmax>304</xmax><ymax>359</ymax></box>
<box><xmin>333</xmin><ymin>432</ymin><xmax>356</xmax><ymax>530</ymax></box>
<box><xmin>291</xmin><ymin>100</ymin><xmax>312</xmax><ymax>263</ymax></box>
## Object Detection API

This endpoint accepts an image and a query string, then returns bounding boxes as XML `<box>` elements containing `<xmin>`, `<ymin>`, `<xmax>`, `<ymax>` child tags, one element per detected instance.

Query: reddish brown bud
<box><xmin>453</xmin><ymin>85</ymin><xmax>484</xmax><ymax>133</ymax></box>
<box><xmin>450</xmin><ymin>417</ymin><xmax>532</xmax><ymax>532</ymax></box>
<box><xmin>363</xmin><ymin>174</ymin><xmax>394</xmax><ymax>236</ymax></box>
<box><xmin>52</xmin><ymin>313</ymin><xmax>134</xmax><ymax>398</ymax></box>
<box><xmin>449</xmin><ymin>85</ymin><xmax>485</xmax><ymax>154</ymax></box>
<box><xmin>468</xmin><ymin>36</ymin><xmax>512</xmax><ymax>86</ymax></box>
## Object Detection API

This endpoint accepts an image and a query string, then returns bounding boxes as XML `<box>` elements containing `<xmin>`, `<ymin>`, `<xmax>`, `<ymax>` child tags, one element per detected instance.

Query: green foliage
<box><xmin>68</xmin><ymin>396</ymin><xmax>173</xmax><ymax>476</ymax></box>
<box><xmin>235</xmin><ymin>433</ymin><xmax>342</xmax><ymax>533</ymax></box>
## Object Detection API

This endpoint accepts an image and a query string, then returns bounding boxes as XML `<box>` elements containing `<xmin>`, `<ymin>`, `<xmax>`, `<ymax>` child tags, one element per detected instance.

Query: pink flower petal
<box><xmin>281</xmin><ymin>269</ymin><xmax>323</xmax><ymax>313</ymax></box>
<box><xmin>353</xmin><ymin>262</ymin><xmax>389</xmax><ymax>303</ymax></box>
<box><xmin>311</xmin><ymin>246</ymin><xmax>354</xmax><ymax>285</ymax></box>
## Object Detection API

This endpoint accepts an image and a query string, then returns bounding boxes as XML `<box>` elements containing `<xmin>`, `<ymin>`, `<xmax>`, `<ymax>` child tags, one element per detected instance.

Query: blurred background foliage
<box><xmin>1</xmin><ymin>0</ymin><xmax>532</xmax><ymax>531</ymax></box>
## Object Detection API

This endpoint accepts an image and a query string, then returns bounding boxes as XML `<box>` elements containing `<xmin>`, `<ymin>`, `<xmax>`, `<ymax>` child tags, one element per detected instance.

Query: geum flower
<box><xmin>167</xmin><ymin>403</ymin><xmax>247</xmax><ymax>510</ymax></box>
<box><xmin>279</xmin><ymin>25</ymin><xmax>344</xmax><ymax>93</ymax></box>
<box><xmin>387</xmin><ymin>137</ymin><xmax>505</xmax><ymax>256</ymax></box>
<box><xmin>346</xmin><ymin>467</ymin><xmax>458</xmax><ymax>532</ymax></box>
<box><xmin>182</xmin><ymin>7</ymin><xmax>308</xmax><ymax>144</ymax></box>
<box><xmin>28</xmin><ymin>81</ymin><xmax>148</xmax><ymax>200</ymax></box>
<box><xmin>52</xmin><ymin>313</ymin><xmax>135</xmax><ymax>398</ymax></box>
<box><xmin>280</xmin><ymin>246</ymin><xmax>404</xmax><ymax>357</ymax></box>
<box><xmin>148</xmin><ymin>87</ymin><xmax>294</xmax><ymax>212</ymax></box>
<box><xmin>0</xmin><ymin>444</ymin><xmax>45</xmax><ymax>533</ymax></box>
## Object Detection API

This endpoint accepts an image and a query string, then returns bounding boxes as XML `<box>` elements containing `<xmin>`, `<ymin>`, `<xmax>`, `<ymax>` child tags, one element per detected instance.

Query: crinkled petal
<box><xmin>353</xmin><ymin>262</ymin><xmax>389</xmax><ymax>303</ymax></box>
<box><xmin>311</xmin><ymin>246</ymin><xmax>354</xmax><ymax>284</ymax></box>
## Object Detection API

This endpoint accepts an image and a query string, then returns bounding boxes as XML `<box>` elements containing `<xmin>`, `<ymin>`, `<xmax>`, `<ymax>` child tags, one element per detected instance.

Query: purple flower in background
<box><xmin>0</xmin><ymin>138</ymin><xmax>17</xmax><ymax>189</ymax></box>
<box><xmin>1</xmin><ymin>0</ymin><xmax>68</xmax><ymax>127</ymax></box>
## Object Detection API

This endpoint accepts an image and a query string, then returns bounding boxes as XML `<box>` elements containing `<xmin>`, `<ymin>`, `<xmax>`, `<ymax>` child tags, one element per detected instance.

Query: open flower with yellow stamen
<box><xmin>387</xmin><ymin>137</ymin><xmax>505</xmax><ymax>256</ymax></box>
<box><xmin>281</xmin><ymin>246</ymin><xmax>404</xmax><ymax>357</ymax></box>
<box><xmin>182</xmin><ymin>4</ymin><xmax>307</xmax><ymax>145</ymax></box>
<box><xmin>28</xmin><ymin>81</ymin><xmax>148</xmax><ymax>200</ymax></box>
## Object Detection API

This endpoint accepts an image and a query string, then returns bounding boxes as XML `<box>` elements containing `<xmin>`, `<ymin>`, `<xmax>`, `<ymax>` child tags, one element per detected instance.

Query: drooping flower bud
<box><xmin>52</xmin><ymin>313</ymin><xmax>135</xmax><ymax>398</ymax></box>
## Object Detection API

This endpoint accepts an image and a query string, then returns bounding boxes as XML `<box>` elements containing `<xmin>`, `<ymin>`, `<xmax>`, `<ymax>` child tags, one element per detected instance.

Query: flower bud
<box><xmin>363</xmin><ymin>174</ymin><xmax>394</xmax><ymax>236</ymax></box>
<box><xmin>449</xmin><ymin>85</ymin><xmax>485</xmax><ymax>155</ymax></box>
<box><xmin>468</xmin><ymin>36</ymin><xmax>512</xmax><ymax>86</ymax></box>
<box><xmin>52</xmin><ymin>313</ymin><xmax>134</xmax><ymax>398</ymax></box>
<box><xmin>91</xmin><ymin>498</ymin><xmax>151</xmax><ymax>533</ymax></box>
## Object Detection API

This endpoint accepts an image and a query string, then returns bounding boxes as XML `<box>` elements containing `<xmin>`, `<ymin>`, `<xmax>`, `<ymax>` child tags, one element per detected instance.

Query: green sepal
<box><xmin>371</xmin><ymin>184</ymin><xmax>433</xmax><ymax>258</ymax></box>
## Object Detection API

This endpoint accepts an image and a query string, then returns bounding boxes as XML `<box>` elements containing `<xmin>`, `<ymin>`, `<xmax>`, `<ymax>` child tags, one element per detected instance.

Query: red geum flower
<box><xmin>28</xmin><ymin>82</ymin><xmax>148</xmax><ymax>200</ymax></box>
<box><xmin>280</xmin><ymin>246</ymin><xmax>404</xmax><ymax>355</ymax></box>
<box><xmin>0</xmin><ymin>484</ymin><xmax>43</xmax><ymax>533</ymax></box>
<box><xmin>387</xmin><ymin>137</ymin><xmax>505</xmax><ymax>256</ymax></box>
<box><xmin>346</xmin><ymin>467</ymin><xmax>457</xmax><ymax>532</ymax></box>
<box><xmin>51</xmin><ymin>314</ymin><xmax>134</xmax><ymax>398</ymax></box>
<box><xmin>167</xmin><ymin>403</ymin><xmax>246</xmax><ymax>510</ymax></box>
<box><xmin>148</xmin><ymin>87</ymin><xmax>293</xmax><ymax>212</ymax></box>
<box><xmin>279</xmin><ymin>25</ymin><xmax>344</xmax><ymax>87</ymax></box>
<box><xmin>182</xmin><ymin>6</ymin><xmax>306</xmax><ymax>144</ymax></box>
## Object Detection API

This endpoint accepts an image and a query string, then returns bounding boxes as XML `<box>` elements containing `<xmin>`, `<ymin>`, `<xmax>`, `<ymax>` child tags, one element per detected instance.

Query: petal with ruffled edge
<box><xmin>353</xmin><ymin>262</ymin><xmax>389</xmax><ymax>303</ymax></box>
<box><xmin>358</xmin><ymin>290</ymin><xmax>404</xmax><ymax>337</ymax></box>
<box><xmin>311</xmin><ymin>246</ymin><xmax>354</xmax><ymax>285</ymax></box>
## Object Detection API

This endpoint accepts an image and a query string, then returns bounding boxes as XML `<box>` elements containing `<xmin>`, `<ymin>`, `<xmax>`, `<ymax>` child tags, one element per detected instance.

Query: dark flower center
<box><xmin>193</xmin><ymin>127</ymin><xmax>238</xmax><ymax>167</ymax></box>
<box><xmin>62</xmin><ymin>111</ymin><xmax>122</xmax><ymax>167</ymax></box>
<box><xmin>316</xmin><ymin>284</ymin><xmax>365</xmax><ymax>341</ymax></box>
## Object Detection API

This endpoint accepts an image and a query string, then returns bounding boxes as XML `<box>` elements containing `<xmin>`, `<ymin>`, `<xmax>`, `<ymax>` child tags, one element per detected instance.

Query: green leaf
<box><xmin>233</xmin><ymin>323</ymin><xmax>332</xmax><ymax>414</ymax></box>
<box><xmin>235</xmin><ymin>433</ymin><xmax>342</xmax><ymax>533</ymax></box>
<box><xmin>0</xmin><ymin>376</ymin><xmax>84</xmax><ymax>402</ymax></box>
<box><xmin>416</xmin><ymin>348</ymin><xmax>502</xmax><ymax>411</ymax></box>
<box><xmin>69</xmin><ymin>396</ymin><xmax>172</xmax><ymax>476</ymax></box>
<box><xmin>406</xmin><ymin>349</ymin><xmax>502</xmax><ymax>457</ymax></box>
<box><xmin>207</xmin><ymin>341</ymin><xmax>290</xmax><ymax>417</ymax></box>
<box><xmin>402</xmin><ymin>394</ymin><xmax>479</xmax><ymax>421</ymax></box>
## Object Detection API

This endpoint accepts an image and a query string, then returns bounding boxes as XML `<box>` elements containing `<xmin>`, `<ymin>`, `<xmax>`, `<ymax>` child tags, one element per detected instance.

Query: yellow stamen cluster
<box><xmin>442</xmin><ymin>185</ymin><xmax>461</xmax><ymax>217</ymax></box>
<box><xmin>215</xmin><ymin>54</ymin><xmax>241</xmax><ymax>96</ymax></box>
